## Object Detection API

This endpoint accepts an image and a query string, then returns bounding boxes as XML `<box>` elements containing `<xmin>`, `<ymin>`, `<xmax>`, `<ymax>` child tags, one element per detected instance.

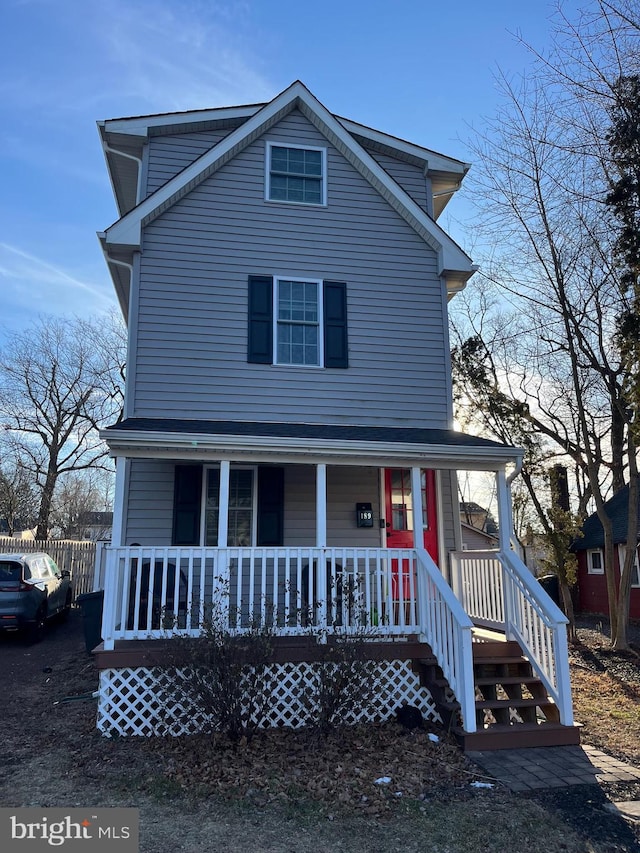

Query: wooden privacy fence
<box><xmin>0</xmin><ymin>538</ymin><xmax>97</xmax><ymax>600</ymax></box>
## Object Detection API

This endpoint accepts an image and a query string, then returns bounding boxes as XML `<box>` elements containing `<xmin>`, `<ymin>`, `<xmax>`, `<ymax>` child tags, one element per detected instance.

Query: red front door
<box><xmin>384</xmin><ymin>469</ymin><xmax>439</xmax><ymax>564</ymax></box>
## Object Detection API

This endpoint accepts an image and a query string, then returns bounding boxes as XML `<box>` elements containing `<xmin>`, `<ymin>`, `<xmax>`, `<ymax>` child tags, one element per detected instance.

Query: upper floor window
<box><xmin>276</xmin><ymin>278</ymin><xmax>321</xmax><ymax>366</ymax></box>
<box><xmin>266</xmin><ymin>142</ymin><xmax>326</xmax><ymax>205</ymax></box>
<box><xmin>248</xmin><ymin>275</ymin><xmax>348</xmax><ymax>369</ymax></box>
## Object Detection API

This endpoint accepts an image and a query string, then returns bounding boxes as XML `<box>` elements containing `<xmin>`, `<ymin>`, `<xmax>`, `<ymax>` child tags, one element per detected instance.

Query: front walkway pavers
<box><xmin>467</xmin><ymin>744</ymin><xmax>640</xmax><ymax>791</ymax></box>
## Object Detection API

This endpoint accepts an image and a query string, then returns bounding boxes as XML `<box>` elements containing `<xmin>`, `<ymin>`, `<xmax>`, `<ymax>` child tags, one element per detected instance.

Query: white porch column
<box><xmin>218</xmin><ymin>460</ymin><xmax>231</xmax><ymax>546</ymax></box>
<box><xmin>110</xmin><ymin>456</ymin><xmax>128</xmax><ymax>547</ymax></box>
<box><xmin>316</xmin><ymin>463</ymin><xmax>327</xmax><ymax>547</ymax></box>
<box><xmin>496</xmin><ymin>467</ymin><xmax>515</xmax><ymax>639</ymax></box>
<box><xmin>496</xmin><ymin>468</ymin><xmax>512</xmax><ymax>553</ymax></box>
<box><xmin>410</xmin><ymin>467</ymin><xmax>423</xmax><ymax>549</ymax></box>
<box><xmin>316</xmin><ymin>464</ymin><xmax>327</xmax><ymax>632</ymax></box>
<box><xmin>102</xmin><ymin>456</ymin><xmax>128</xmax><ymax>651</ymax></box>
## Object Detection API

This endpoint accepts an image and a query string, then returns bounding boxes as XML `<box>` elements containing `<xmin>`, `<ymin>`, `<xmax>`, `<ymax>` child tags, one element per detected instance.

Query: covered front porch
<box><xmin>95</xmin><ymin>419</ymin><xmax>576</xmax><ymax>746</ymax></box>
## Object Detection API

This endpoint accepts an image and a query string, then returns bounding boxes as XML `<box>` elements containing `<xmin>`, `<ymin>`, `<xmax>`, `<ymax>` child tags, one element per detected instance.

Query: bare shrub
<box><xmin>304</xmin><ymin>630</ymin><xmax>379</xmax><ymax>737</ymax></box>
<box><xmin>163</xmin><ymin>615</ymin><xmax>276</xmax><ymax>744</ymax></box>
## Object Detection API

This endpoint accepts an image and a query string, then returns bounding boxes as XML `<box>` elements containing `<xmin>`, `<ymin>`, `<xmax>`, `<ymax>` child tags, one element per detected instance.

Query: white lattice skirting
<box><xmin>97</xmin><ymin>661</ymin><xmax>441</xmax><ymax>737</ymax></box>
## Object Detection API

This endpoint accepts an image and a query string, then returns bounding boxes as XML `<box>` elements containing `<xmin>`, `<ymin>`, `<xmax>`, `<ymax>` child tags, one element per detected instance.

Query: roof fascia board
<box><xmin>338</xmin><ymin>117</ymin><xmax>470</xmax><ymax>175</ymax></box>
<box><xmin>100</xmin><ymin>427</ymin><xmax>522</xmax><ymax>470</ymax></box>
<box><xmin>102</xmin><ymin>106</ymin><xmax>470</xmax><ymax>176</ymax></box>
<box><xmin>298</xmin><ymin>98</ymin><xmax>472</xmax><ymax>280</ymax></box>
<box><xmin>104</xmin><ymin>81</ymin><xmax>474</xmax><ymax>283</ymax></box>
<box><xmin>101</xmin><ymin>105</ymin><xmax>262</xmax><ymax>138</ymax></box>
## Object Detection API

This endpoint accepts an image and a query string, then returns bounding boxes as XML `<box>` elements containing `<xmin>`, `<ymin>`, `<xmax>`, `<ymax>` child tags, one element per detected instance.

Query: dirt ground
<box><xmin>1</xmin><ymin>610</ymin><xmax>639</xmax><ymax>853</ymax></box>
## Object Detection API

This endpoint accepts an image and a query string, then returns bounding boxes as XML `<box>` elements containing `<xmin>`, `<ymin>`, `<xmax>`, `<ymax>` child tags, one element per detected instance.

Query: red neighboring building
<box><xmin>575</xmin><ymin>484</ymin><xmax>640</xmax><ymax>619</ymax></box>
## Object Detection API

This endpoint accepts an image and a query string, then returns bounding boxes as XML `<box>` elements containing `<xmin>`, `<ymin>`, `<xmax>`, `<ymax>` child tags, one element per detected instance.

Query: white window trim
<box><xmin>273</xmin><ymin>276</ymin><xmax>324</xmax><ymax>368</ymax></box>
<box><xmin>265</xmin><ymin>141</ymin><xmax>327</xmax><ymax>206</ymax></box>
<box><xmin>201</xmin><ymin>465</ymin><xmax>258</xmax><ymax>547</ymax></box>
<box><xmin>618</xmin><ymin>545</ymin><xmax>640</xmax><ymax>588</ymax></box>
<box><xmin>587</xmin><ymin>549</ymin><xmax>604</xmax><ymax>574</ymax></box>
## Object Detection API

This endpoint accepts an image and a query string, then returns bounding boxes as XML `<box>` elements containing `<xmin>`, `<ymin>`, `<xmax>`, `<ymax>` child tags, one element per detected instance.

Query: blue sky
<box><xmin>0</xmin><ymin>0</ymin><xmax>582</xmax><ymax>332</ymax></box>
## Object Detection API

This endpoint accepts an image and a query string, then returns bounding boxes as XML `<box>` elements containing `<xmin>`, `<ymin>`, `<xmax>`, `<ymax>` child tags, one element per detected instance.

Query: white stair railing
<box><xmin>500</xmin><ymin>549</ymin><xmax>574</xmax><ymax>725</ymax></box>
<box><xmin>414</xmin><ymin>548</ymin><xmax>477</xmax><ymax>733</ymax></box>
<box><xmin>451</xmin><ymin>549</ymin><xmax>574</xmax><ymax>726</ymax></box>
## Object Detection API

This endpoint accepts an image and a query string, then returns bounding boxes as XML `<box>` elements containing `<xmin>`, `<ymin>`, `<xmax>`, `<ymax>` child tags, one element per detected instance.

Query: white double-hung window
<box><xmin>266</xmin><ymin>143</ymin><xmax>326</xmax><ymax>205</ymax></box>
<box><xmin>275</xmin><ymin>277</ymin><xmax>322</xmax><ymax>366</ymax></box>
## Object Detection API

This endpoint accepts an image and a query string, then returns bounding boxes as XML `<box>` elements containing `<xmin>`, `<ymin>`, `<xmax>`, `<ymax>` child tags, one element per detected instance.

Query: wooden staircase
<box><xmin>415</xmin><ymin>635</ymin><xmax>580</xmax><ymax>751</ymax></box>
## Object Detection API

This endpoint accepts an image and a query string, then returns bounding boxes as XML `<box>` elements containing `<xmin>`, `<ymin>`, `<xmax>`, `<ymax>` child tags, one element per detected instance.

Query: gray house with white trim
<box><xmin>95</xmin><ymin>82</ymin><xmax>577</xmax><ymax>750</ymax></box>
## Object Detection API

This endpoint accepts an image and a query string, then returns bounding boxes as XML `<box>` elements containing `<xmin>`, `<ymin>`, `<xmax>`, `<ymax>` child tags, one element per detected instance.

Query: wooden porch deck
<box><xmin>91</xmin><ymin>624</ymin><xmax>579</xmax><ymax>751</ymax></box>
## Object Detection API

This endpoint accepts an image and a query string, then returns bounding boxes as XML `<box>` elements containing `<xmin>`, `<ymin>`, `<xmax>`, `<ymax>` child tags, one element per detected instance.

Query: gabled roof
<box><xmin>99</xmin><ymin>81</ymin><xmax>474</xmax><ymax>312</ymax></box>
<box><xmin>99</xmin><ymin>99</ymin><xmax>469</xmax><ymax>218</ymax></box>
<box><xmin>576</xmin><ymin>482</ymin><xmax>640</xmax><ymax>550</ymax></box>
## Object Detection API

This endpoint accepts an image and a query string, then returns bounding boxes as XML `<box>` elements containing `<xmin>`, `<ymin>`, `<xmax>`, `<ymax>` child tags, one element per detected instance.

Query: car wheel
<box><xmin>28</xmin><ymin>607</ymin><xmax>47</xmax><ymax>644</ymax></box>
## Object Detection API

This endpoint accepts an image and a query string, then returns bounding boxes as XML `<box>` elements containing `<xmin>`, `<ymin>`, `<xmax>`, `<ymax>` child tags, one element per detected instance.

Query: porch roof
<box><xmin>102</xmin><ymin>417</ymin><xmax>522</xmax><ymax>470</ymax></box>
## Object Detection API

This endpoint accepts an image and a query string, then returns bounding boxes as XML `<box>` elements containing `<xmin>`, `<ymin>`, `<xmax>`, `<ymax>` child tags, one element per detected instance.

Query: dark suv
<box><xmin>0</xmin><ymin>553</ymin><xmax>72</xmax><ymax>640</ymax></box>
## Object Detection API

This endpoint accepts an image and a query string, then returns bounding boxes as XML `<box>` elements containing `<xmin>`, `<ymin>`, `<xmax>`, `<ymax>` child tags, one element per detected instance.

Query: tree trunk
<box><xmin>36</xmin><ymin>464</ymin><xmax>58</xmax><ymax>540</ymax></box>
<box><xmin>610</xmin><ymin>395</ymin><xmax>626</xmax><ymax>494</ymax></box>
<box><xmin>613</xmin><ymin>448</ymin><xmax>638</xmax><ymax>650</ymax></box>
<box><xmin>560</xmin><ymin>581</ymin><xmax>577</xmax><ymax>643</ymax></box>
<box><xmin>603</xmin><ymin>529</ymin><xmax>618</xmax><ymax>641</ymax></box>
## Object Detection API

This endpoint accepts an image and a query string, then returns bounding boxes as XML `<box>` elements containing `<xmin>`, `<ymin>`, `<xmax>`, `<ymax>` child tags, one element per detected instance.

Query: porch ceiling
<box><xmin>101</xmin><ymin>418</ymin><xmax>523</xmax><ymax>471</ymax></box>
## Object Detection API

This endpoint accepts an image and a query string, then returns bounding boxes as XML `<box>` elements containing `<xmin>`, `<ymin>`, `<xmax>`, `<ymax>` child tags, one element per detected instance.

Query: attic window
<box><xmin>266</xmin><ymin>143</ymin><xmax>326</xmax><ymax>205</ymax></box>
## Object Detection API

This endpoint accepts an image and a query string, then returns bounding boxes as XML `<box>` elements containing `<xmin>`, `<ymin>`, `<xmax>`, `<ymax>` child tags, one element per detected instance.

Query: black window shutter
<box><xmin>323</xmin><ymin>281</ymin><xmax>348</xmax><ymax>368</ymax></box>
<box><xmin>172</xmin><ymin>465</ymin><xmax>203</xmax><ymax>545</ymax></box>
<box><xmin>257</xmin><ymin>466</ymin><xmax>284</xmax><ymax>546</ymax></box>
<box><xmin>248</xmin><ymin>275</ymin><xmax>273</xmax><ymax>363</ymax></box>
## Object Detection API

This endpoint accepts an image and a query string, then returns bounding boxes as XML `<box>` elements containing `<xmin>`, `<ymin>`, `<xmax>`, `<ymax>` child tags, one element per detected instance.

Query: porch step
<box><xmin>459</xmin><ymin>722</ymin><xmax>581</xmax><ymax>751</ymax></box>
<box><xmin>475</xmin><ymin>698</ymin><xmax>553</xmax><ymax>710</ymax></box>
<box><xmin>474</xmin><ymin>676</ymin><xmax>543</xmax><ymax>687</ymax></box>
<box><xmin>414</xmin><ymin>636</ymin><xmax>579</xmax><ymax>752</ymax></box>
<box><xmin>472</xmin><ymin>640</ymin><xmax>523</xmax><ymax>658</ymax></box>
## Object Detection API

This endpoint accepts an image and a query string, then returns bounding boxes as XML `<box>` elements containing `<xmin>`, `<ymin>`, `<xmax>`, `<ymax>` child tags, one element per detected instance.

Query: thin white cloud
<box><xmin>99</xmin><ymin>0</ymin><xmax>275</xmax><ymax>113</ymax></box>
<box><xmin>0</xmin><ymin>242</ymin><xmax>115</xmax><ymax>317</ymax></box>
<box><xmin>2</xmin><ymin>0</ymin><xmax>275</xmax><ymax>120</ymax></box>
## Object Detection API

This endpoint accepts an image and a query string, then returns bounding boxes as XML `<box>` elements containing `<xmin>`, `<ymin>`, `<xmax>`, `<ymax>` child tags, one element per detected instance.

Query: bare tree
<box><xmin>0</xmin><ymin>455</ymin><xmax>38</xmax><ymax>536</ymax></box>
<box><xmin>452</xmin><ymin>1</ymin><xmax>640</xmax><ymax>648</ymax></box>
<box><xmin>0</xmin><ymin>313</ymin><xmax>125</xmax><ymax>538</ymax></box>
<box><xmin>50</xmin><ymin>472</ymin><xmax>103</xmax><ymax>539</ymax></box>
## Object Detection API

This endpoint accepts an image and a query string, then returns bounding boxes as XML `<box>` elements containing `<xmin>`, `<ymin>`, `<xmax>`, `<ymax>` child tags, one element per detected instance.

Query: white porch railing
<box><xmin>100</xmin><ymin>544</ymin><xmax>479</xmax><ymax>732</ymax></box>
<box><xmin>451</xmin><ymin>549</ymin><xmax>574</xmax><ymax>726</ymax></box>
<box><xmin>101</xmin><ymin>546</ymin><xmax>425</xmax><ymax>643</ymax></box>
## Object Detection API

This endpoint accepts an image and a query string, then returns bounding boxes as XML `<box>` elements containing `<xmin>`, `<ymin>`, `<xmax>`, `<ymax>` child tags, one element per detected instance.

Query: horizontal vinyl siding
<box><xmin>282</xmin><ymin>466</ymin><xmax>383</xmax><ymax>547</ymax></box>
<box><xmin>439</xmin><ymin>470</ymin><xmax>459</xmax><ymax>554</ymax></box>
<box><xmin>122</xmin><ymin>460</ymin><xmax>382</xmax><ymax>547</ymax></box>
<box><xmin>125</xmin><ymin>459</ymin><xmax>175</xmax><ymax>545</ymax></box>
<box><xmin>145</xmin><ymin>130</ymin><xmax>230</xmax><ymax>196</ymax></box>
<box><xmin>365</xmin><ymin>149</ymin><xmax>429</xmax><ymax>213</ymax></box>
<box><xmin>134</xmin><ymin>109</ymin><xmax>450</xmax><ymax>427</ymax></box>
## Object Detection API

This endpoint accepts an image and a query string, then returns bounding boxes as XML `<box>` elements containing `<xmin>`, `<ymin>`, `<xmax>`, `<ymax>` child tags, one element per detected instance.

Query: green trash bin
<box><xmin>76</xmin><ymin>590</ymin><xmax>104</xmax><ymax>653</ymax></box>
